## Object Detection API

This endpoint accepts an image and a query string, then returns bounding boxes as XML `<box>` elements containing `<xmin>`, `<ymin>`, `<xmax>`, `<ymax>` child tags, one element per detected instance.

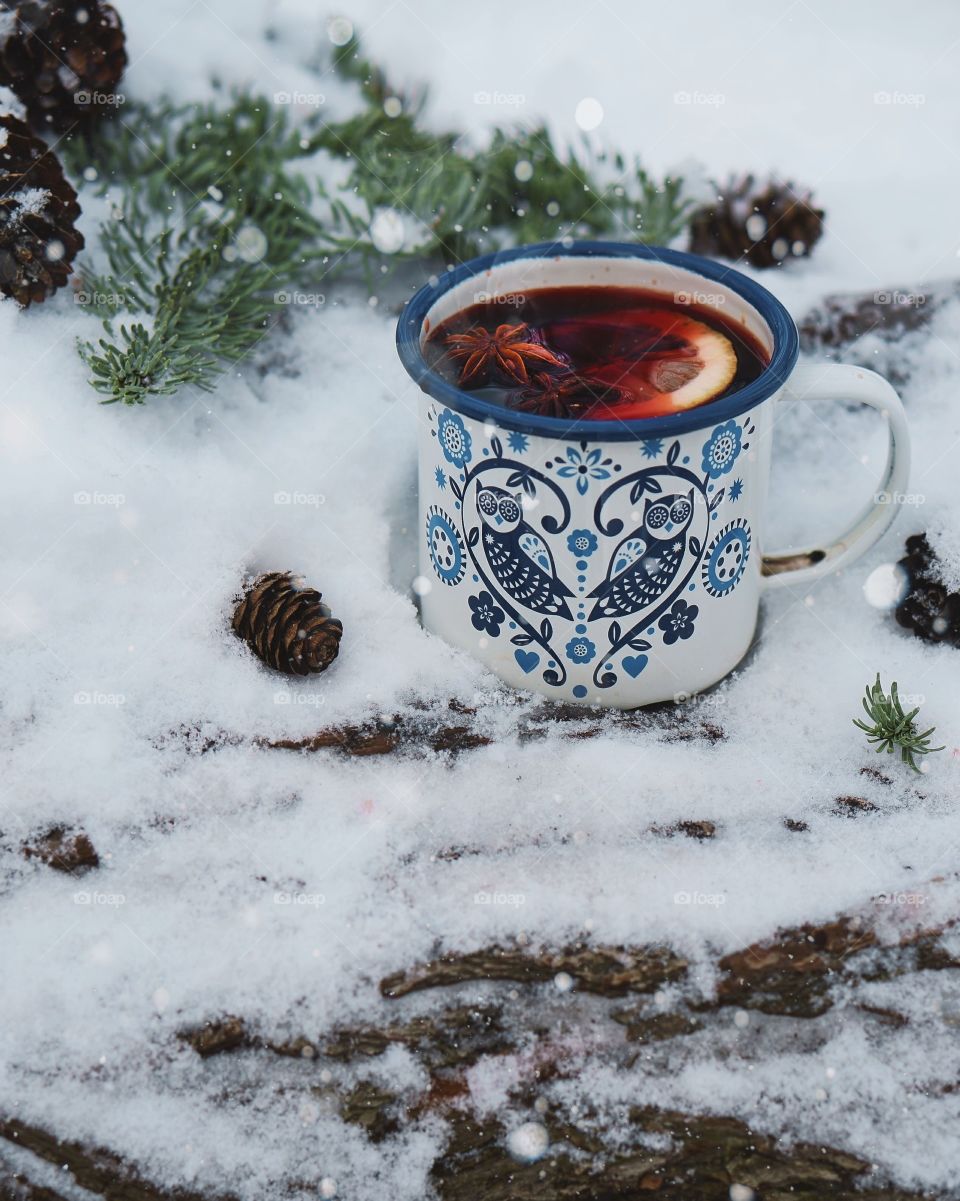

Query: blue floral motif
<box><xmin>565</xmin><ymin>635</ymin><xmax>597</xmax><ymax>664</ymax></box>
<box><xmin>426</xmin><ymin>505</ymin><xmax>466</xmax><ymax>586</ymax></box>
<box><xmin>507</xmin><ymin>430</ymin><xmax>529</xmax><ymax>455</ymax></box>
<box><xmin>435</xmin><ymin>466</ymin><xmax>446</xmax><ymax>490</ymax></box>
<box><xmin>437</xmin><ymin>409</ymin><xmax>472</xmax><ymax>469</ymax></box>
<box><xmin>468</xmin><ymin>590</ymin><xmax>505</xmax><ymax>636</ymax></box>
<box><xmin>702</xmin><ymin>519</ymin><xmax>751</xmax><ymax>598</ymax></box>
<box><xmin>729</xmin><ymin>478</ymin><xmax>744</xmax><ymax>502</ymax></box>
<box><xmin>641</xmin><ymin>438</ymin><xmax>663</xmax><ymax>460</ymax></box>
<box><xmin>701</xmin><ymin>420</ymin><xmax>742</xmax><ymax>479</ymax></box>
<box><xmin>658</xmin><ymin>598</ymin><xmax>699</xmax><ymax>645</ymax></box>
<box><xmin>566</xmin><ymin>529</ymin><xmax>599</xmax><ymax>557</ymax></box>
<box><xmin>555</xmin><ymin>444</ymin><xmax>612</xmax><ymax>496</ymax></box>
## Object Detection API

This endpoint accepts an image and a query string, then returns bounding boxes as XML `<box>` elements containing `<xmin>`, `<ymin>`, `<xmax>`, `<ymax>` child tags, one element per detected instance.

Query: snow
<box><xmin>928</xmin><ymin>512</ymin><xmax>960</xmax><ymax>593</ymax></box>
<box><xmin>5</xmin><ymin>187</ymin><xmax>49</xmax><ymax>222</ymax></box>
<box><xmin>2</xmin><ymin>0</ymin><xmax>960</xmax><ymax>1197</ymax></box>
<box><xmin>505</xmin><ymin>1120</ymin><xmax>550</xmax><ymax>1162</ymax></box>
<box><xmin>369</xmin><ymin>205</ymin><xmax>414</xmax><ymax>254</ymax></box>
<box><xmin>0</xmin><ymin>84</ymin><xmax>24</xmax><ymax>124</ymax></box>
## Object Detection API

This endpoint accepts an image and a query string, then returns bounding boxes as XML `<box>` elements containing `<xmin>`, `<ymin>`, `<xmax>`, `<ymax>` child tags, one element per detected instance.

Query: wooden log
<box><xmin>0</xmin><ymin>1119</ymin><xmax>230</xmax><ymax>1201</ymax></box>
<box><xmin>380</xmin><ymin>944</ymin><xmax>687</xmax><ymax>1000</ymax></box>
<box><xmin>378</xmin><ymin>895</ymin><xmax>957</xmax><ymax>1017</ymax></box>
<box><xmin>6</xmin><ymin>891</ymin><xmax>953</xmax><ymax>1201</ymax></box>
<box><xmin>157</xmin><ymin>695</ymin><xmax>726</xmax><ymax>762</ymax></box>
<box><xmin>431</xmin><ymin>1104</ymin><xmax>920</xmax><ymax>1201</ymax></box>
<box><xmin>264</xmin><ymin>700</ymin><xmax>725</xmax><ymax>758</ymax></box>
<box><xmin>1</xmin><ymin>1100</ymin><xmax>926</xmax><ymax>1201</ymax></box>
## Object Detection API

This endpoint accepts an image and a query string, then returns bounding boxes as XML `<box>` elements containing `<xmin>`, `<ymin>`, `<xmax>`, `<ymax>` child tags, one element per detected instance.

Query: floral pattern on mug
<box><xmin>437</xmin><ymin>409</ymin><xmax>473</xmax><ymax>469</ymax></box>
<box><xmin>566</xmin><ymin>529</ymin><xmax>599</xmax><ymax>557</ymax></box>
<box><xmin>701</xmin><ymin>420</ymin><xmax>742</xmax><ymax>479</ymax></box>
<box><xmin>565</xmin><ymin>635</ymin><xmax>597</xmax><ymax>664</ymax></box>
<box><xmin>658</xmin><ymin>598</ymin><xmax>699</xmax><ymax>644</ymax></box>
<box><xmin>468</xmin><ymin>590</ymin><xmax>505</xmax><ymax>636</ymax></box>
<box><xmin>421</xmin><ymin>406</ymin><xmax>739</xmax><ymax>696</ymax></box>
<box><xmin>426</xmin><ymin>505</ymin><xmax>467</xmax><ymax>586</ymax></box>
<box><xmin>554</xmin><ymin>444</ymin><xmax>613</xmax><ymax>495</ymax></box>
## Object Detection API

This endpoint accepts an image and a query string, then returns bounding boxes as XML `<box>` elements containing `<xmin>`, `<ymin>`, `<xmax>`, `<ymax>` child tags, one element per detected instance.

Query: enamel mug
<box><xmin>396</xmin><ymin>241</ymin><xmax>910</xmax><ymax>709</ymax></box>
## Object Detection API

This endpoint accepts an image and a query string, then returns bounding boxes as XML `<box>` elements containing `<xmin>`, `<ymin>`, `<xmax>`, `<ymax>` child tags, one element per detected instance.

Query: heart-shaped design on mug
<box><xmin>622</xmin><ymin>654</ymin><xmax>649</xmax><ymax>678</ymax></box>
<box><xmin>514</xmin><ymin>649</ymin><xmax>540</xmax><ymax>674</ymax></box>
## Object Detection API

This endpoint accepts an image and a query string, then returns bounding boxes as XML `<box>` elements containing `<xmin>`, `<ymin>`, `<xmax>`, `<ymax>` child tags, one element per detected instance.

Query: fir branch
<box><xmin>67</xmin><ymin>34</ymin><xmax>695</xmax><ymax>405</ymax></box>
<box><xmin>68</xmin><ymin>95</ymin><xmax>330</xmax><ymax>404</ymax></box>
<box><xmin>853</xmin><ymin>675</ymin><xmax>944</xmax><ymax>773</ymax></box>
<box><xmin>323</xmin><ymin>39</ymin><xmax>695</xmax><ymax>254</ymax></box>
<box><xmin>316</xmin><ymin>57</ymin><xmax>695</xmax><ymax>259</ymax></box>
<box><xmin>81</xmin><ymin>242</ymin><xmax>285</xmax><ymax>404</ymax></box>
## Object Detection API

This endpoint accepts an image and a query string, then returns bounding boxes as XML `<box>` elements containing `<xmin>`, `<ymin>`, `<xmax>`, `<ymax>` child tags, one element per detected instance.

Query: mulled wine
<box><xmin>423</xmin><ymin>286</ymin><xmax>770</xmax><ymax>421</ymax></box>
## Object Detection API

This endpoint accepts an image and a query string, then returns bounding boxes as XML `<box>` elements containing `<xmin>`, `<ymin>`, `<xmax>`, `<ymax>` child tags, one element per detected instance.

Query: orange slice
<box><xmin>539</xmin><ymin>308</ymin><xmax>737</xmax><ymax>420</ymax></box>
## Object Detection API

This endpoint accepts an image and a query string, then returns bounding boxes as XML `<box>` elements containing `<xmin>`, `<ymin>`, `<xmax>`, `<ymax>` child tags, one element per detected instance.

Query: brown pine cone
<box><xmin>689</xmin><ymin>174</ymin><xmax>824</xmax><ymax>269</ymax></box>
<box><xmin>0</xmin><ymin>0</ymin><xmax>127</xmax><ymax>131</ymax></box>
<box><xmin>0</xmin><ymin>111</ymin><xmax>83</xmax><ymax>305</ymax></box>
<box><xmin>895</xmin><ymin>533</ymin><xmax>960</xmax><ymax>647</ymax></box>
<box><xmin>233</xmin><ymin>572</ymin><xmax>343</xmax><ymax>676</ymax></box>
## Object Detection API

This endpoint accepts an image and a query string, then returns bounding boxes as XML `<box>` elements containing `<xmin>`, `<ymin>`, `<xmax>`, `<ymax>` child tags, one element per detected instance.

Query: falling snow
<box><xmin>2</xmin><ymin>1</ymin><xmax>960</xmax><ymax>1198</ymax></box>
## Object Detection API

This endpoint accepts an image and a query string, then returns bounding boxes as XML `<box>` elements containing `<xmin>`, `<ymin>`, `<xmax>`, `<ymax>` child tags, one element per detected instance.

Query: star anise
<box><xmin>507</xmin><ymin>371</ymin><xmax>627</xmax><ymax>420</ymax></box>
<box><xmin>444</xmin><ymin>321</ymin><xmax>565</xmax><ymax>386</ymax></box>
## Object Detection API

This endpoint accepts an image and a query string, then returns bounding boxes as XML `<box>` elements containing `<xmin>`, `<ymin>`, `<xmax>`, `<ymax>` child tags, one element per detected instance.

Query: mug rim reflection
<box><xmin>396</xmin><ymin>239</ymin><xmax>800</xmax><ymax>442</ymax></box>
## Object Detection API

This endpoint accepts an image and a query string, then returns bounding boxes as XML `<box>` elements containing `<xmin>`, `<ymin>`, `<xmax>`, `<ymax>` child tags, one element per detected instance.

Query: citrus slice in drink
<box><xmin>538</xmin><ymin>307</ymin><xmax>738</xmax><ymax>419</ymax></box>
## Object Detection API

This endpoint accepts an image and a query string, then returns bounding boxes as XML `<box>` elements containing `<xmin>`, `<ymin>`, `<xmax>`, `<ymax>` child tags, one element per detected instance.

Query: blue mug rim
<box><xmin>396</xmin><ymin>240</ymin><xmax>800</xmax><ymax>442</ymax></box>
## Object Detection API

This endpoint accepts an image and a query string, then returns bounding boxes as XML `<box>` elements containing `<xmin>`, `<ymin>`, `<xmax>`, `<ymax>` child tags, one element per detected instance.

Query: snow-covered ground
<box><xmin>3</xmin><ymin>1</ymin><xmax>960</xmax><ymax>1196</ymax></box>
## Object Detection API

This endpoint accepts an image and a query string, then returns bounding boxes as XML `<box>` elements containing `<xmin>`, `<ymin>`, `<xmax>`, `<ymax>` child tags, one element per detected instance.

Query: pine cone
<box><xmin>0</xmin><ymin>0</ymin><xmax>127</xmax><ymax>131</ymax></box>
<box><xmin>233</xmin><ymin>572</ymin><xmax>343</xmax><ymax>676</ymax></box>
<box><xmin>895</xmin><ymin>534</ymin><xmax>960</xmax><ymax>647</ymax></box>
<box><xmin>0</xmin><ymin>111</ymin><xmax>83</xmax><ymax>305</ymax></box>
<box><xmin>689</xmin><ymin>174</ymin><xmax>824</xmax><ymax>269</ymax></box>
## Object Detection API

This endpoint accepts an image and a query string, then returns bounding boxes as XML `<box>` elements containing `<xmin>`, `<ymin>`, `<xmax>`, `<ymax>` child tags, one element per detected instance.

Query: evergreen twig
<box><xmin>853</xmin><ymin>675</ymin><xmax>944</xmax><ymax>773</ymax></box>
<box><xmin>67</xmin><ymin>94</ymin><xmax>330</xmax><ymax>404</ymax></box>
<box><xmin>66</xmin><ymin>33</ymin><xmax>694</xmax><ymax>405</ymax></box>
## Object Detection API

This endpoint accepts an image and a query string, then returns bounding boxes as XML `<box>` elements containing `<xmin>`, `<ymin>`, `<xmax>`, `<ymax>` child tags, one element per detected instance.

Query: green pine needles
<box><xmin>853</xmin><ymin>675</ymin><xmax>944</xmax><ymax>773</ymax></box>
<box><xmin>65</xmin><ymin>95</ymin><xmax>331</xmax><ymax>405</ymax></box>
<box><xmin>65</xmin><ymin>30</ymin><xmax>694</xmax><ymax>405</ymax></box>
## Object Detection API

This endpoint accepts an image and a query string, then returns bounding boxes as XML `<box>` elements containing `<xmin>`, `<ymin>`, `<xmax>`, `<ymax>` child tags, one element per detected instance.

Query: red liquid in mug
<box><xmin>423</xmin><ymin>286</ymin><xmax>770</xmax><ymax>421</ymax></box>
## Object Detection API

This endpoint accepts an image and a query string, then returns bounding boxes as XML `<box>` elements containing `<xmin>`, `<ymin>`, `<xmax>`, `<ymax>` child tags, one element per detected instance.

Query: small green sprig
<box><xmin>853</xmin><ymin>675</ymin><xmax>944</xmax><ymax>773</ymax></box>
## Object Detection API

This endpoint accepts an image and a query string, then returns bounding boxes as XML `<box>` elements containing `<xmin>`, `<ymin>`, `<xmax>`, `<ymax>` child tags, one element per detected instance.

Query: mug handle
<box><xmin>762</xmin><ymin>362</ymin><xmax>911</xmax><ymax>589</ymax></box>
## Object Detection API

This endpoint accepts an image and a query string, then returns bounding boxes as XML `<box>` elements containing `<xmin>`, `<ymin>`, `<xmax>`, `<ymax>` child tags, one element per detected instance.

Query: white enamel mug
<box><xmin>397</xmin><ymin>242</ymin><xmax>910</xmax><ymax>709</ymax></box>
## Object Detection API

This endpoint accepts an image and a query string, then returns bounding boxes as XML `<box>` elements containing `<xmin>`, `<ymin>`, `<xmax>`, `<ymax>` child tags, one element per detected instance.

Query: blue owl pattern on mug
<box><xmin>426</xmin><ymin>407</ymin><xmax>753</xmax><ymax>697</ymax></box>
